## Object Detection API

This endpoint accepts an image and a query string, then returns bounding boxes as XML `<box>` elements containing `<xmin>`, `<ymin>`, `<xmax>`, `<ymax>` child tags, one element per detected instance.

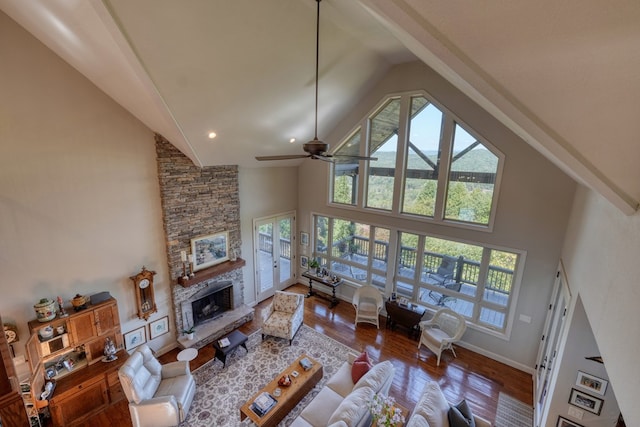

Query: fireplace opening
<box><xmin>185</xmin><ymin>281</ymin><xmax>234</xmax><ymax>328</ymax></box>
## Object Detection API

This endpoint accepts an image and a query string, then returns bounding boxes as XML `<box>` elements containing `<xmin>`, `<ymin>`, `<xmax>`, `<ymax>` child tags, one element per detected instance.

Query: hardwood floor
<box><xmin>72</xmin><ymin>283</ymin><xmax>533</xmax><ymax>426</ymax></box>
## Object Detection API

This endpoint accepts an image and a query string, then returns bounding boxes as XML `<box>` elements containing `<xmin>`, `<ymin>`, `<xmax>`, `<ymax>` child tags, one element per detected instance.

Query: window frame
<box><xmin>329</xmin><ymin>90</ymin><xmax>505</xmax><ymax>232</ymax></box>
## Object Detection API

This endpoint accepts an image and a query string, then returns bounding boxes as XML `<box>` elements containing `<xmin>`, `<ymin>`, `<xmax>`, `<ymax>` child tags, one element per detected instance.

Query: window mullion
<box><xmin>472</xmin><ymin>248</ymin><xmax>492</xmax><ymax>321</ymax></box>
<box><xmin>391</xmin><ymin>95</ymin><xmax>410</xmax><ymax>215</ymax></box>
<box><xmin>434</xmin><ymin>115</ymin><xmax>454</xmax><ymax>220</ymax></box>
<box><xmin>359</xmin><ymin>118</ymin><xmax>371</xmax><ymax>208</ymax></box>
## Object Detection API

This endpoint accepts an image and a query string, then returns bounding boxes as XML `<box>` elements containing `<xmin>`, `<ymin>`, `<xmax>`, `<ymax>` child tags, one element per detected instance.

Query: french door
<box><xmin>254</xmin><ymin>212</ymin><xmax>296</xmax><ymax>302</ymax></box>
<box><xmin>534</xmin><ymin>264</ymin><xmax>570</xmax><ymax>426</ymax></box>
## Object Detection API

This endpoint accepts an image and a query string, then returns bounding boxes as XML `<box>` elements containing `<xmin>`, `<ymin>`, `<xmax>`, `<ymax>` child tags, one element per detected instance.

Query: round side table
<box><xmin>177</xmin><ymin>347</ymin><xmax>198</xmax><ymax>367</ymax></box>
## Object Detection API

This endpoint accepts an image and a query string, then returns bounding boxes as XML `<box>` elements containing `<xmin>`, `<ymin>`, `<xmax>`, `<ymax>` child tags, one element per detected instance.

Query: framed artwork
<box><xmin>569</xmin><ymin>388</ymin><xmax>603</xmax><ymax>415</ymax></box>
<box><xmin>576</xmin><ymin>371</ymin><xmax>608</xmax><ymax>396</ymax></box>
<box><xmin>300</xmin><ymin>255</ymin><xmax>309</xmax><ymax>269</ymax></box>
<box><xmin>191</xmin><ymin>231</ymin><xmax>229</xmax><ymax>271</ymax></box>
<box><xmin>300</xmin><ymin>231</ymin><xmax>309</xmax><ymax>246</ymax></box>
<box><xmin>124</xmin><ymin>326</ymin><xmax>147</xmax><ymax>351</ymax></box>
<box><xmin>149</xmin><ymin>316</ymin><xmax>169</xmax><ymax>340</ymax></box>
<box><xmin>556</xmin><ymin>416</ymin><xmax>584</xmax><ymax>427</ymax></box>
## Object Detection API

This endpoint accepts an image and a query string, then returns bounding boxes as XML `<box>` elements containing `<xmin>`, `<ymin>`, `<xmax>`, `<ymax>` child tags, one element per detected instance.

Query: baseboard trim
<box><xmin>456</xmin><ymin>340</ymin><xmax>535</xmax><ymax>375</ymax></box>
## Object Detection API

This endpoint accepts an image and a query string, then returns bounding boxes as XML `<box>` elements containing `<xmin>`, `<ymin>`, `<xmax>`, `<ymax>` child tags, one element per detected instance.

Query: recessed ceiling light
<box><xmin>208</xmin><ymin>132</ymin><xmax>217</xmax><ymax>139</ymax></box>
<box><xmin>289</xmin><ymin>138</ymin><xmax>296</xmax><ymax>143</ymax></box>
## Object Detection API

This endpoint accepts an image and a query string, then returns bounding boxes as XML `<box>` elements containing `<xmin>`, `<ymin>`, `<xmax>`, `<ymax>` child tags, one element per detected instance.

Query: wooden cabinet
<box><xmin>48</xmin><ymin>351</ymin><xmax>127</xmax><ymax>427</ymax></box>
<box><xmin>26</xmin><ymin>297</ymin><xmax>124</xmax><ymax>426</ymax></box>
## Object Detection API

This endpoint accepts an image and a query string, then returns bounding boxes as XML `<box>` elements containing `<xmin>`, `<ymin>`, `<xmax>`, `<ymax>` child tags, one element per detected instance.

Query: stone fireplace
<box><xmin>156</xmin><ymin>135</ymin><xmax>254</xmax><ymax>349</ymax></box>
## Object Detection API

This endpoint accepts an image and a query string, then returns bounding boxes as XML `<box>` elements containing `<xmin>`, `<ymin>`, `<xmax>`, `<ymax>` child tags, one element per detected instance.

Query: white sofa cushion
<box><xmin>406</xmin><ymin>414</ymin><xmax>430</xmax><ymax>427</ymax></box>
<box><xmin>353</xmin><ymin>360</ymin><xmax>394</xmax><ymax>393</ymax></box>
<box><xmin>327</xmin><ymin>386</ymin><xmax>375</xmax><ymax>426</ymax></box>
<box><xmin>297</xmin><ymin>386</ymin><xmax>345</xmax><ymax>426</ymax></box>
<box><xmin>411</xmin><ymin>382</ymin><xmax>450</xmax><ymax>427</ymax></box>
<box><xmin>325</xmin><ymin>361</ymin><xmax>357</xmax><ymax>398</ymax></box>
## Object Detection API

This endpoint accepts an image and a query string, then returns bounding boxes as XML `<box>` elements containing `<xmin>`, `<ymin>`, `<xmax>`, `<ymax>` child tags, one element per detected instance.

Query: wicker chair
<box><xmin>418</xmin><ymin>308</ymin><xmax>467</xmax><ymax>366</ymax></box>
<box><xmin>352</xmin><ymin>285</ymin><xmax>384</xmax><ymax>328</ymax></box>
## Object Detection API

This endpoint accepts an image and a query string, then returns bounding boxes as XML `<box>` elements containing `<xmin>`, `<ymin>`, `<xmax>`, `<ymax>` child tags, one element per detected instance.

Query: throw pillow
<box><xmin>447</xmin><ymin>400</ymin><xmax>476</xmax><ymax>427</ymax></box>
<box><xmin>351</xmin><ymin>351</ymin><xmax>372</xmax><ymax>383</ymax></box>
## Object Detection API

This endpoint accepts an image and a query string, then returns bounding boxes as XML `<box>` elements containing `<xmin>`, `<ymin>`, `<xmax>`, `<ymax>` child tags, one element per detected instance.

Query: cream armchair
<box><xmin>261</xmin><ymin>290</ymin><xmax>304</xmax><ymax>345</ymax></box>
<box><xmin>418</xmin><ymin>308</ymin><xmax>467</xmax><ymax>366</ymax></box>
<box><xmin>352</xmin><ymin>285</ymin><xmax>384</xmax><ymax>328</ymax></box>
<box><xmin>118</xmin><ymin>344</ymin><xmax>196</xmax><ymax>427</ymax></box>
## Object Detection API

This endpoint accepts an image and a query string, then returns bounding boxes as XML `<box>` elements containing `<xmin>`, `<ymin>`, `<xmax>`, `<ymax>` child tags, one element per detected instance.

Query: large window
<box><xmin>313</xmin><ymin>214</ymin><xmax>523</xmax><ymax>334</ymax></box>
<box><xmin>330</xmin><ymin>92</ymin><xmax>504</xmax><ymax>229</ymax></box>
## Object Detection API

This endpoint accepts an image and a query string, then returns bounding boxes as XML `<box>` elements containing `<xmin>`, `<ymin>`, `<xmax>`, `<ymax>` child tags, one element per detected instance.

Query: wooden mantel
<box><xmin>177</xmin><ymin>258</ymin><xmax>246</xmax><ymax>287</ymax></box>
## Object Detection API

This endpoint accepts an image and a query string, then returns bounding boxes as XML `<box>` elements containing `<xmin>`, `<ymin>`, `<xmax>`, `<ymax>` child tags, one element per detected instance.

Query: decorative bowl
<box><xmin>39</xmin><ymin>326</ymin><xmax>54</xmax><ymax>340</ymax></box>
<box><xmin>278</xmin><ymin>375</ymin><xmax>292</xmax><ymax>387</ymax></box>
<box><xmin>71</xmin><ymin>294</ymin><xmax>88</xmax><ymax>311</ymax></box>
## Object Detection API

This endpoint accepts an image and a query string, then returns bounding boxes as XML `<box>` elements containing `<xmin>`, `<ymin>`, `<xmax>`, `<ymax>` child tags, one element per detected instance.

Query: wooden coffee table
<box><xmin>240</xmin><ymin>354</ymin><xmax>323</xmax><ymax>427</ymax></box>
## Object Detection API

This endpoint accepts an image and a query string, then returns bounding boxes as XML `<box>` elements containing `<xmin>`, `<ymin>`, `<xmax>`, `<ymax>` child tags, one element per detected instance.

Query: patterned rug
<box><xmin>495</xmin><ymin>392</ymin><xmax>534</xmax><ymax>427</ymax></box>
<box><xmin>182</xmin><ymin>325</ymin><xmax>357</xmax><ymax>426</ymax></box>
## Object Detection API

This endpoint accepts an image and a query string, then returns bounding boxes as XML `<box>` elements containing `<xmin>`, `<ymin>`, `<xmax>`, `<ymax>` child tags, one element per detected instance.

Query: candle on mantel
<box><xmin>180</xmin><ymin>251</ymin><xmax>187</xmax><ymax>262</ymax></box>
<box><xmin>188</xmin><ymin>254</ymin><xmax>194</xmax><ymax>264</ymax></box>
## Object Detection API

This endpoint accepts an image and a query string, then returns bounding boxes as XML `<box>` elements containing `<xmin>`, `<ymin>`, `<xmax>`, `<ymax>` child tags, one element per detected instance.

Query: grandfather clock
<box><xmin>0</xmin><ymin>315</ymin><xmax>29</xmax><ymax>426</ymax></box>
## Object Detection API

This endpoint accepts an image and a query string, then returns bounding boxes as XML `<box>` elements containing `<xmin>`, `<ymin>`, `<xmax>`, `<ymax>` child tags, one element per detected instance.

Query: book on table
<box><xmin>299</xmin><ymin>357</ymin><xmax>313</xmax><ymax>371</ymax></box>
<box><xmin>218</xmin><ymin>337</ymin><xmax>231</xmax><ymax>347</ymax></box>
<box><xmin>250</xmin><ymin>392</ymin><xmax>277</xmax><ymax>417</ymax></box>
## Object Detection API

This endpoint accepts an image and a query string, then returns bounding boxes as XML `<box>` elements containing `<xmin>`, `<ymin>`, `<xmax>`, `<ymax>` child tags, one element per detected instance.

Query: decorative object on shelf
<box><xmin>575</xmin><ymin>370</ymin><xmax>608</xmax><ymax>396</ymax></box>
<box><xmin>34</xmin><ymin>298</ymin><xmax>56</xmax><ymax>322</ymax></box>
<box><xmin>368</xmin><ymin>394</ymin><xmax>405</xmax><ymax>427</ymax></box>
<box><xmin>124</xmin><ymin>326</ymin><xmax>147</xmax><ymax>351</ymax></box>
<box><xmin>3</xmin><ymin>323</ymin><xmax>18</xmax><ymax>343</ymax></box>
<box><xmin>38</xmin><ymin>326</ymin><xmax>54</xmax><ymax>340</ymax></box>
<box><xmin>56</xmin><ymin>296</ymin><xmax>68</xmax><ymax>317</ymax></box>
<box><xmin>308</xmin><ymin>258</ymin><xmax>319</xmax><ymax>274</ymax></box>
<box><xmin>188</xmin><ymin>254</ymin><xmax>195</xmax><ymax>277</ymax></box>
<box><xmin>191</xmin><ymin>231</ymin><xmax>229</xmax><ymax>271</ymax></box>
<box><xmin>71</xmin><ymin>294</ymin><xmax>88</xmax><ymax>311</ymax></box>
<box><xmin>102</xmin><ymin>337</ymin><xmax>117</xmax><ymax>362</ymax></box>
<box><xmin>130</xmin><ymin>266</ymin><xmax>158</xmax><ymax>320</ymax></box>
<box><xmin>149</xmin><ymin>316</ymin><xmax>169</xmax><ymax>340</ymax></box>
<box><xmin>568</xmin><ymin>387</ymin><xmax>603</xmax><ymax>415</ymax></box>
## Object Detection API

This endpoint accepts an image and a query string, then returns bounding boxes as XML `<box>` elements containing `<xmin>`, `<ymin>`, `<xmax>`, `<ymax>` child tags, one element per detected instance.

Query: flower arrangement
<box><xmin>369</xmin><ymin>394</ymin><xmax>405</xmax><ymax>427</ymax></box>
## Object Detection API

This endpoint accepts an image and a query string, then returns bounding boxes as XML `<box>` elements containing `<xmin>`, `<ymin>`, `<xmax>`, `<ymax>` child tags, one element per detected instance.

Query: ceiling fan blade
<box><xmin>255</xmin><ymin>154</ymin><xmax>311</xmax><ymax>161</ymax></box>
<box><xmin>313</xmin><ymin>155</ymin><xmax>335</xmax><ymax>163</ymax></box>
<box><xmin>333</xmin><ymin>155</ymin><xmax>379</xmax><ymax>161</ymax></box>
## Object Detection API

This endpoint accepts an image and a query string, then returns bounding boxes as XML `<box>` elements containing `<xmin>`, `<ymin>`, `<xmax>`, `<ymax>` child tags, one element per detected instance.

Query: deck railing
<box><xmin>258</xmin><ymin>232</ymin><xmax>291</xmax><ymax>260</ymax></box>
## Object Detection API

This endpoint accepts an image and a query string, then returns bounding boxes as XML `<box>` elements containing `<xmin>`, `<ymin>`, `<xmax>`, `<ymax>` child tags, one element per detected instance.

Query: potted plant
<box><xmin>308</xmin><ymin>258</ymin><xmax>320</xmax><ymax>274</ymax></box>
<box><xmin>182</xmin><ymin>324</ymin><xmax>195</xmax><ymax>340</ymax></box>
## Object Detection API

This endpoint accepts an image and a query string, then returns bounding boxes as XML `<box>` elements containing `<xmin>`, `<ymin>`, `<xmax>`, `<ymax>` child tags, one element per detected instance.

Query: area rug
<box><xmin>182</xmin><ymin>325</ymin><xmax>357</xmax><ymax>426</ymax></box>
<box><xmin>495</xmin><ymin>392</ymin><xmax>533</xmax><ymax>427</ymax></box>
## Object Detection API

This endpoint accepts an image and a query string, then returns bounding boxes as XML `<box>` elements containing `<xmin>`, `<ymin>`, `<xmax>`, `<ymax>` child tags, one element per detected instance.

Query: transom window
<box><xmin>313</xmin><ymin>214</ymin><xmax>523</xmax><ymax>335</ymax></box>
<box><xmin>331</xmin><ymin>92</ymin><xmax>504</xmax><ymax>229</ymax></box>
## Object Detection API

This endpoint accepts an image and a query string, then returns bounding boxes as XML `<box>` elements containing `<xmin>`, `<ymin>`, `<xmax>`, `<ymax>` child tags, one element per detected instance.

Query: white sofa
<box><xmin>290</xmin><ymin>354</ymin><xmax>395</xmax><ymax>427</ymax></box>
<box><xmin>406</xmin><ymin>381</ymin><xmax>491</xmax><ymax>427</ymax></box>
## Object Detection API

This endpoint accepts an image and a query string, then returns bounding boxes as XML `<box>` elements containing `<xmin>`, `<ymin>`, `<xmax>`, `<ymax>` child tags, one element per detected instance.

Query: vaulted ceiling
<box><xmin>1</xmin><ymin>0</ymin><xmax>638</xmax><ymax>214</ymax></box>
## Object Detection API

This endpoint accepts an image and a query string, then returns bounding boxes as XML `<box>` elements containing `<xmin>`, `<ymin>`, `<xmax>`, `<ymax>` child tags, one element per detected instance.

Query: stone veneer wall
<box><xmin>155</xmin><ymin>134</ymin><xmax>244</xmax><ymax>334</ymax></box>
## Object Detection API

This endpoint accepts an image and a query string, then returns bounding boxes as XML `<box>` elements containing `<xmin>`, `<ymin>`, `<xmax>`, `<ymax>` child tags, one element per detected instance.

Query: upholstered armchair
<box><xmin>352</xmin><ymin>285</ymin><xmax>384</xmax><ymax>328</ymax></box>
<box><xmin>261</xmin><ymin>290</ymin><xmax>305</xmax><ymax>344</ymax></box>
<box><xmin>418</xmin><ymin>308</ymin><xmax>467</xmax><ymax>366</ymax></box>
<box><xmin>118</xmin><ymin>344</ymin><xmax>196</xmax><ymax>427</ymax></box>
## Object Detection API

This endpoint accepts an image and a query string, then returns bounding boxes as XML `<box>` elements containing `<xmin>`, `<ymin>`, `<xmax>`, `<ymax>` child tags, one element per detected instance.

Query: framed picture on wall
<box><xmin>124</xmin><ymin>326</ymin><xmax>147</xmax><ymax>351</ymax></box>
<box><xmin>300</xmin><ymin>255</ymin><xmax>309</xmax><ymax>269</ymax></box>
<box><xmin>575</xmin><ymin>371</ymin><xmax>608</xmax><ymax>396</ymax></box>
<box><xmin>556</xmin><ymin>416</ymin><xmax>585</xmax><ymax>427</ymax></box>
<box><xmin>300</xmin><ymin>231</ymin><xmax>309</xmax><ymax>246</ymax></box>
<box><xmin>149</xmin><ymin>316</ymin><xmax>169</xmax><ymax>340</ymax></box>
<box><xmin>191</xmin><ymin>231</ymin><xmax>229</xmax><ymax>271</ymax></box>
<box><xmin>568</xmin><ymin>388</ymin><xmax>603</xmax><ymax>415</ymax></box>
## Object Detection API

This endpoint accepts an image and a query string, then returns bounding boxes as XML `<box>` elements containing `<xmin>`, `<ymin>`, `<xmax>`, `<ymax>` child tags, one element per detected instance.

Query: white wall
<box><xmin>297</xmin><ymin>61</ymin><xmax>577</xmax><ymax>368</ymax></box>
<box><xmin>560</xmin><ymin>185</ymin><xmax>640</xmax><ymax>423</ymax></box>
<box><xmin>238</xmin><ymin>166</ymin><xmax>299</xmax><ymax>305</ymax></box>
<box><xmin>0</xmin><ymin>12</ymin><xmax>175</xmax><ymax>356</ymax></box>
<box><xmin>545</xmin><ymin>296</ymin><xmax>619</xmax><ymax>427</ymax></box>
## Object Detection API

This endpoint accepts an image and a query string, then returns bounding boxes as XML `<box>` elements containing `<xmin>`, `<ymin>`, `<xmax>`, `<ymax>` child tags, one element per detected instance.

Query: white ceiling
<box><xmin>1</xmin><ymin>0</ymin><xmax>639</xmax><ymax>214</ymax></box>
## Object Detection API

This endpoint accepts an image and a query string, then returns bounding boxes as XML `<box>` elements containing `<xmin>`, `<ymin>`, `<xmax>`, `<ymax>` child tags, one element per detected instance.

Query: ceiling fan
<box><xmin>256</xmin><ymin>0</ymin><xmax>376</xmax><ymax>163</ymax></box>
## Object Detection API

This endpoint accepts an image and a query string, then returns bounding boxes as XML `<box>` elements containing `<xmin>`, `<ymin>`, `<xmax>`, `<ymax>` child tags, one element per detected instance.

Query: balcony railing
<box><xmin>258</xmin><ymin>232</ymin><xmax>291</xmax><ymax>260</ymax></box>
